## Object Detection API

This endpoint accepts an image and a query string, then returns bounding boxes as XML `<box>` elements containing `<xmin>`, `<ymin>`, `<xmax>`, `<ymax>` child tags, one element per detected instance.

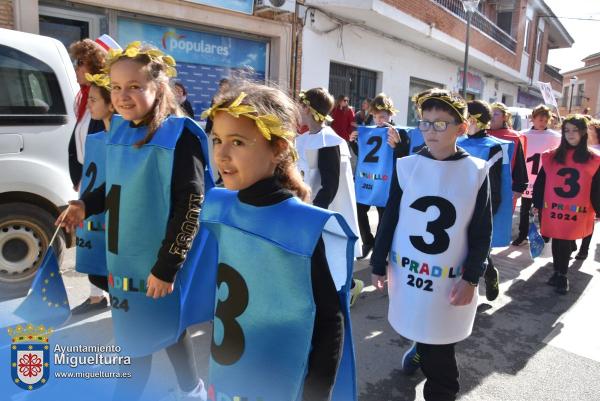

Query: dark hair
<box><xmin>304</xmin><ymin>87</ymin><xmax>335</xmax><ymax>117</ymax></box>
<box><xmin>553</xmin><ymin>116</ymin><xmax>593</xmax><ymax>164</ymax></box>
<box><xmin>467</xmin><ymin>100</ymin><xmax>492</xmax><ymax>125</ymax></box>
<box><xmin>69</xmin><ymin>39</ymin><xmax>107</xmax><ymax>74</ymax></box>
<box><xmin>174</xmin><ymin>82</ymin><xmax>187</xmax><ymax>95</ymax></box>
<box><xmin>213</xmin><ymin>81</ymin><xmax>310</xmax><ymax>201</ymax></box>
<box><xmin>89</xmin><ymin>84</ymin><xmax>111</xmax><ymax>105</ymax></box>
<box><xmin>415</xmin><ymin>89</ymin><xmax>467</xmax><ymax>124</ymax></box>
<box><xmin>219</xmin><ymin>78</ymin><xmax>230</xmax><ymax>86</ymax></box>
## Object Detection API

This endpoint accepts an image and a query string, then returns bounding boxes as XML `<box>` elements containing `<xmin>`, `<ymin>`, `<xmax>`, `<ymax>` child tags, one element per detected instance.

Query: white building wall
<box><xmin>301</xmin><ymin>12</ymin><xmax>520</xmax><ymax>124</ymax></box>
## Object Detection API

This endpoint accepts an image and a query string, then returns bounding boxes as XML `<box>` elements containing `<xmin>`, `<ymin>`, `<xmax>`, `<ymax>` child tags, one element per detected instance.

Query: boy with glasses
<box><xmin>370</xmin><ymin>89</ymin><xmax>492</xmax><ymax>401</ymax></box>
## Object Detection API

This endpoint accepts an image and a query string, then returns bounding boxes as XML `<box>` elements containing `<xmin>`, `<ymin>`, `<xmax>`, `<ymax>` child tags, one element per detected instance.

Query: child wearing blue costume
<box><xmin>349</xmin><ymin>93</ymin><xmax>409</xmax><ymax>259</ymax></box>
<box><xmin>459</xmin><ymin>100</ymin><xmax>510</xmax><ymax>302</ymax></box>
<box><xmin>57</xmin><ymin>42</ymin><xmax>214</xmax><ymax>400</ymax></box>
<box><xmin>200</xmin><ymin>82</ymin><xmax>358</xmax><ymax>401</ymax></box>
<box><xmin>72</xmin><ymin>72</ymin><xmax>115</xmax><ymax>315</ymax></box>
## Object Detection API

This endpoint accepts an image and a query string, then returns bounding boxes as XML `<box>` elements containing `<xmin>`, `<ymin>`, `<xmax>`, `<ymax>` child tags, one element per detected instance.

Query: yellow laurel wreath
<box><xmin>468</xmin><ymin>112</ymin><xmax>489</xmax><ymax>130</ymax></box>
<box><xmin>413</xmin><ymin>92</ymin><xmax>468</xmax><ymax>122</ymax></box>
<box><xmin>105</xmin><ymin>41</ymin><xmax>177</xmax><ymax>78</ymax></box>
<box><xmin>85</xmin><ymin>73</ymin><xmax>111</xmax><ymax>90</ymax></box>
<box><xmin>298</xmin><ymin>91</ymin><xmax>333</xmax><ymax>123</ymax></box>
<box><xmin>374</xmin><ymin>103</ymin><xmax>399</xmax><ymax>115</ymax></box>
<box><xmin>201</xmin><ymin>92</ymin><xmax>298</xmax><ymax>160</ymax></box>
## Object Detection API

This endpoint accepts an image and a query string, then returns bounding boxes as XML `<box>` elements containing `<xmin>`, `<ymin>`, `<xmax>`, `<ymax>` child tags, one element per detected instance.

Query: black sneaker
<box><xmin>357</xmin><ymin>242</ymin><xmax>374</xmax><ymax>260</ymax></box>
<box><xmin>512</xmin><ymin>236</ymin><xmax>527</xmax><ymax>246</ymax></box>
<box><xmin>71</xmin><ymin>297</ymin><xmax>108</xmax><ymax>315</ymax></box>
<box><xmin>575</xmin><ymin>252</ymin><xmax>588</xmax><ymax>260</ymax></box>
<box><xmin>484</xmin><ymin>266</ymin><xmax>500</xmax><ymax>301</ymax></box>
<box><xmin>547</xmin><ymin>272</ymin><xmax>560</xmax><ymax>287</ymax></box>
<box><xmin>555</xmin><ymin>275</ymin><xmax>569</xmax><ymax>295</ymax></box>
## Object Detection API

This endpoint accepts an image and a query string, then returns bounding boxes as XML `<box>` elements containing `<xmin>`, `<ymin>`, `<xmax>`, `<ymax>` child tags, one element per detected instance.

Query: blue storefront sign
<box><xmin>183</xmin><ymin>0</ymin><xmax>254</xmax><ymax>15</ymax></box>
<box><xmin>117</xmin><ymin>18</ymin><xmax>267</xmax><ymax>120</ymax></box>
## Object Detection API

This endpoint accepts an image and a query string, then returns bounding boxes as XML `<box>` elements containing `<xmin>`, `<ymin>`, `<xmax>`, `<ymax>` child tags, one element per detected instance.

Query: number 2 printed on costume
<box><xmin>355</xmin><ymin>126</ymin><xmax>395</xmax><ymax>207</ymax></box>
<box><xmin>105</xmin><ymin>115</ymin><xmax>217</xmax><ymax>358</ymax></box>
<box><xmin>75</xmin><ymin>132</ymin><xmax>107</xmax><ymax>276</ymax></box>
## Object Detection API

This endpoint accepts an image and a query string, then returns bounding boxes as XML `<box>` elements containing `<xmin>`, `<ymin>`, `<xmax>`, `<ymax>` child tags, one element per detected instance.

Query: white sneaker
<box><xmin>178</xmin><ymin>379</ymin><xmax>207</xmax><ymax>401</ymax></box>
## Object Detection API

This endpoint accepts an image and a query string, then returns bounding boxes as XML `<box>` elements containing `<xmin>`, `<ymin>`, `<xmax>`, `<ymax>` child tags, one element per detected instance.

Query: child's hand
<box><xmin>371</xmin><ymin>274</ymin><xmax>386</xmax><ymax>292</ymax></box>
<box><xmin>349</xmin><ymin>131</ymin><xmax>358</xmax><ymax>142</ymax></box>
<box><xmin>55</xmin><ymin>201</ymin><xmax>85</xmax><ymax>233</ymax></box>
<box><xmin>146</xmin><ymin>273</ymin><xmax>174</xmax><ymax>299</ymax></box>
<box><xmin>387</xmin><ymin>127</ymin><xmax>400</xmax><ymax>148</ymax></box>
<box><xmin>449</xmin><ymin>279</ymin><xmax>476</xmax><ymax>306</ymax></box>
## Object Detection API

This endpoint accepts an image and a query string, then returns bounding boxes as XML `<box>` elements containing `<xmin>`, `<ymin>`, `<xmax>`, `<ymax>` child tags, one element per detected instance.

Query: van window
<box><xmin>0</xmin><ymin>45</ymin><xmax>66</xmax><ymax>116</ymax></box>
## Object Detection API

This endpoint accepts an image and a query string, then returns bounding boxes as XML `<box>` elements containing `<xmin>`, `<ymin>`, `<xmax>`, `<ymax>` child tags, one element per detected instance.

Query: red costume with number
<box><xmin>541</xmin><ymin>149</ymin><xmax>600</xmax><ymax>240</ymax></box>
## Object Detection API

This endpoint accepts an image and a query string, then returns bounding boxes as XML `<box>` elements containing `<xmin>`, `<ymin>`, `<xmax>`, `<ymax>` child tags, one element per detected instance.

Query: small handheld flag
<box><xmin>528</xmin><ymin>212</ymin><xmax>545</xmax><ymax>259</ymax></box>
<box><xmin>14</xmin><ymin>211</ymin><xmax>71</xmax><ymax>327</ymax></box>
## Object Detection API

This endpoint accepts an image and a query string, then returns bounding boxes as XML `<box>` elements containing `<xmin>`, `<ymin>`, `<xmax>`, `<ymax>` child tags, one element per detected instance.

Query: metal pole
<box><xmin>568</xmin><ymin>84</ymin><xmax>574</xmax><ymax>113</ymax></box>
<box><xmin>462</xmin><ymin>11</ymin><xmax>472</xmax><ymax>99</ymax></box>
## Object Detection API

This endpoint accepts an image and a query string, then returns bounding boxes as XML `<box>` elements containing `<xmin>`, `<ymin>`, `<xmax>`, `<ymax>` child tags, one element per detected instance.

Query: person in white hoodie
<box><xmin>296</xmin><ymin>87</ymin><xmax>364</xmax><ymax>306</ymax></box>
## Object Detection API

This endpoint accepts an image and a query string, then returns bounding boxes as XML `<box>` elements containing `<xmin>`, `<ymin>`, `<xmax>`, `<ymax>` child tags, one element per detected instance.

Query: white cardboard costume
<box><xmin>388</xmin><ymin>154</ymin><xmax>488</xmax><ymax>344</ymax></box>
<box><xmin>521</xmin><ymin>128</ymin><xmax>561</xmax><ymax>198</ymax></box>
<box><xmin>296</xmin><ymin>127</ymin><xmax>362</xmax><ymax>258</ymax></box>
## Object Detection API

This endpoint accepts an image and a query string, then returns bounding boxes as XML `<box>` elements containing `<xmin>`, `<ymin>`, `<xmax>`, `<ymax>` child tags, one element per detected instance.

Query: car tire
<box><xmin>0</xmin><ymin>202</ymin><xmax>65</xmax><ymax>285</ymax></box>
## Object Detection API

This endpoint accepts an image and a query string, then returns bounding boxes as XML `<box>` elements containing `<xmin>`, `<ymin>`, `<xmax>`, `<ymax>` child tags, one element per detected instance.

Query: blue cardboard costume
<box><xmin>457</xmin><ymin>135</ymin><xmax>514</xmax><ymax>247</ymax></box>
<box><xmin>201</xmin><ymin>188</ymin><xmax>358</xmax><ymax>401</ymax></box>
<box><xmin>408</xmin><ymin>127</ymin><xmax>426</xmax><ymax>155</ymax></box>
<box><xmin>75</xmin><ymin>132</ymin><xmax>107</xmax><ymax>276</ymax></box>
<box><xmin>105</xmin><ymin>115</ymin><xmax>217</xmax><ymax>357</ymax></box>
<box><xmin>355</xmin><ymin>126</ymin><xmax>395</xmax><ymax>207</ymax></box>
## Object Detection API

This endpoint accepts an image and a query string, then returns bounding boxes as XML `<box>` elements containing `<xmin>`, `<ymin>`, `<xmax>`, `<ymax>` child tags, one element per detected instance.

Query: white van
<box><xmin>0</xmin><ymin>28</ymin><xmax>78</xmax><ymax>288</ymax></box>
<box><xmin>508</xmin><ymin>107</ymin><xmax>533</xmax><ymax>131</ymax></box>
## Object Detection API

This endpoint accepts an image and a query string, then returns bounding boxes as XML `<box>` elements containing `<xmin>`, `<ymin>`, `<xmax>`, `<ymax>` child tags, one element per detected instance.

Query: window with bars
<box><xmin>328</xmin><ymin>62</ymin><xmax>377</xmax><ymax>112</ymax></box>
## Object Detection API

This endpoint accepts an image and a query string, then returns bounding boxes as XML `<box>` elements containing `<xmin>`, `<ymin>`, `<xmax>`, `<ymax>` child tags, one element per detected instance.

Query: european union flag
<box><xmin>14</xmin><ymin>247</ymin><xmax>71</xmax><ymax>327</ymax></box>
<box><xmin>528</xmin><ymin>213</ymin><xmax>545</xmax><ymax>259</ymax></box>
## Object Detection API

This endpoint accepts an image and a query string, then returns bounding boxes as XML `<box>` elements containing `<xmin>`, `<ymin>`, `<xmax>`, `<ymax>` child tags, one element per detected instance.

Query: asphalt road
<box><xmin>2</xmin><ymin>211</ymin><xmax>599</xmax><ymax>401</ymax></box>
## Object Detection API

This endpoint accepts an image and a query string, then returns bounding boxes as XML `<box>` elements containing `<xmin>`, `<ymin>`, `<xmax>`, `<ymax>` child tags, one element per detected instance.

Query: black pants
<box><xmin>579</xmin><ymin>225</ymin><xmax>594</xmax><ymax>254</ymax></box>
<box><xmin>88</xmin><ymin>274</ymin><xmax>109</xmax><ymax>292</ymax></box>
<box><xmin>112</xmin><ymin>330</ymin><xmax>200</xmax><ymax>400</ymax></box>
<box><xmin>417</xmin><ymin>343</ymin><xmax>459</xmax><ymax>401</ymax></box>
<box><xmin>517</xmin><ymin>197</ymin><xmax>534</xmax><ymax>238</ymax></box>
<box><xmin>356</xmin><ymin>203</ymin><xmax>384</xmax><ymax>245</ymax></box>
<box><xmin>551</xmin><ymin>239</ymin><xmax>574</xmax><ymax>275</ymax></box>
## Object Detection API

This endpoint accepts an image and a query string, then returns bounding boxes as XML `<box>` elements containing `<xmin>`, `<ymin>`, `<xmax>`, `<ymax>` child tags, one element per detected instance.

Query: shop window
<box><xmin>0</xmin><ymin>45</ymin><xmax>66</xmax><ymax>116</ymax></box>
<box><xmin>407</xmin><ymin>77</ymin><xmax>444</xmax><ymax>126</ymax></box>
<box><xmin>328</xmin><ymin>62</ymin><xmax>377</xmax><ymax>112</ymax></box>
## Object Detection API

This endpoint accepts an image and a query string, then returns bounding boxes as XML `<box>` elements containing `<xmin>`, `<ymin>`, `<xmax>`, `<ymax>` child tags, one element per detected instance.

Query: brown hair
<box><xmin>69</xmin><ymin>39</ymin><xmax>107</xmax><ymax>74</ymax></box>
<box><xmin>303</xmin><ymin>87</ymin><xmax>334</xmax><ymax>118</ymax></box>
<box><xmin>531</xmin><ymin>104</ymin><xmax>552</xmax><ymax>120</ymax></box>
<box><xmin>213</xmin><ymin>82</ymin><xmax>311</xmax><ymax>201</ymax></box>
<box><xmin>89</xmin><ymin>84</ymin><xmax>111</xmax><ymax>105</ymax></box>
<box><xmin>109</xmin><ymin>45</ymin><xmax>183</xmax><ymax>147</ymax></box>
<box><xmin>370</xmin><ymin>93</ymin><xmax>396</xmax><ymax>115</ymax></box>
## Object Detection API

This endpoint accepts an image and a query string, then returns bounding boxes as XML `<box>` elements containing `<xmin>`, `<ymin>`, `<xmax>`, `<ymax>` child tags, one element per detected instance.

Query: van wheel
<box><xmin>0</xmin><ymin>203</ymin><xmax>64</xmax><ymax>284</ymax></box>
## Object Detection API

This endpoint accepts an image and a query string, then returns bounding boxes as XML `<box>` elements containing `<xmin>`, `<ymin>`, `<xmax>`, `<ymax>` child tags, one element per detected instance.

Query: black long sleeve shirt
<box><xmin>370</xmin><ymin>147</ymin><xmax>492</xmax><ymax>285</ymax></box>
<box><xmin>512</xmin><ymin>140</ymin><xmax>529</xmax><ymax>194</ymax></box>
<box><xmin>313</xmin><ymin>145</ymin><xmax>341</xmax><ymax>209</ymax></box>
<box><xmin>469</xmin><ymin>130</ymin><xmax>503</xmax><ymax>215</ymax></box>
<box><xmin>68</xmin><ymin>118</ymin><xmax>105</xmax><ymax>187</ymax></box>
<box><xmin>236</xmin><ymin>176</ymin><xmax>343</xmax><ymax>401</ymax></box>
<box><xmin>82</xmin><ymin>126</ymin><xmax>206</xmax><ymax>283</ymax></box>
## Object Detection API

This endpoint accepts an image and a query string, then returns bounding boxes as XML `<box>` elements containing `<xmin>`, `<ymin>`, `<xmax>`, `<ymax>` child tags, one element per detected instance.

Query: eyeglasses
<box><xmin>418</xmin><ymin>120</ymin><xmax>458</xmax><ymax>132</ymax></box>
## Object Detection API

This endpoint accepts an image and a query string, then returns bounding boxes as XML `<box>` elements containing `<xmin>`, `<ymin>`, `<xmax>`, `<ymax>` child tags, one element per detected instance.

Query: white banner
<box><xmin>536</xmin><ymin>81</ymin><xmax>558</xmax><ymax>108</ymax></box>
